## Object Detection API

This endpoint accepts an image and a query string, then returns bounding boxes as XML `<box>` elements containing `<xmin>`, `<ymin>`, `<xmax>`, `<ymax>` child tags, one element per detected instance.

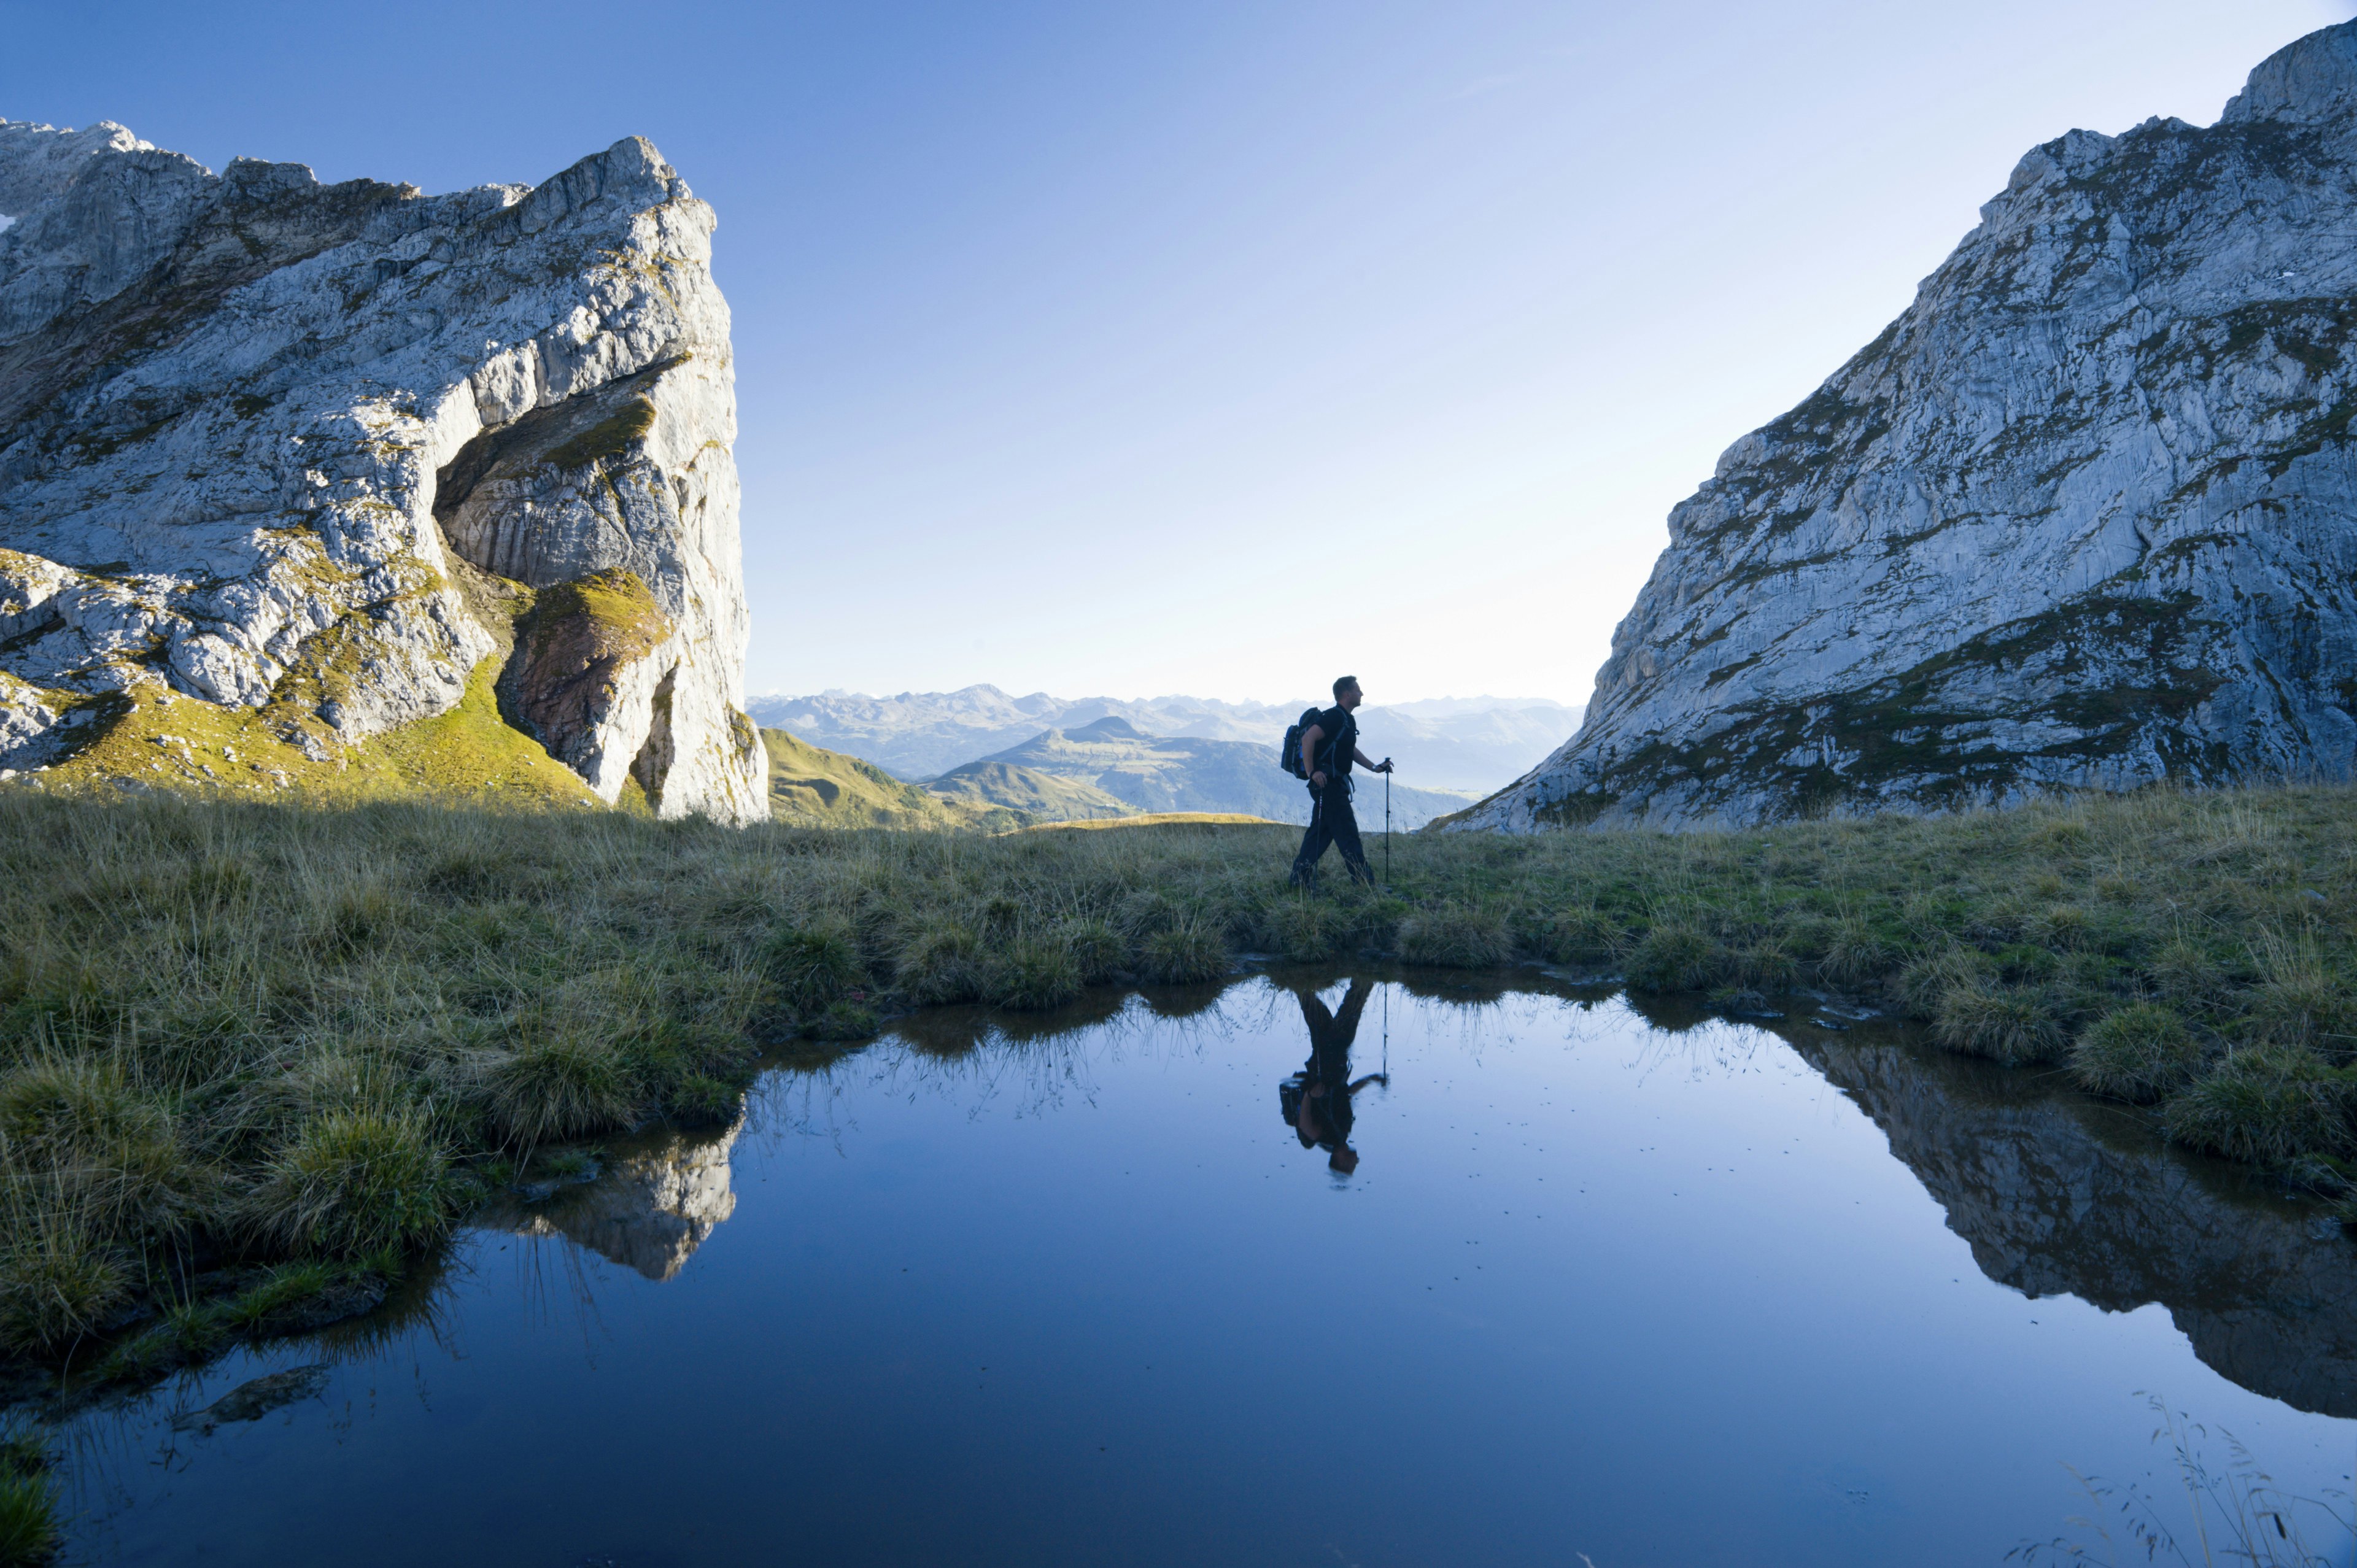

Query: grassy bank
<box><xmin>5</xmin><ymin>781</ymin><xmax>2357</xmax><ymax>1373</ymax></box>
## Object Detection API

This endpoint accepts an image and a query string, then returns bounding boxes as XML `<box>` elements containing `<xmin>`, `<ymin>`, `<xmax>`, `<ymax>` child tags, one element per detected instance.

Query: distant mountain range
<box><xmin>930</xmin><ymin>716</ymin><xmax>1474</xmax><ymax>830</ymax></box>
<box><xmin>744</xmin><ymin>686</ymin><xmax>1582</xmax><ymax>794</ymax></box>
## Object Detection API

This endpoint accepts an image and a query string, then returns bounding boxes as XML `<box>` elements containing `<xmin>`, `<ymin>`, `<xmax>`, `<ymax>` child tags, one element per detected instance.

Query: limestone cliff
<box><xmin>0</xmin><ymin>120</ymin><xmax>767</xmax><ymax>822</ymax></box>
<box><xmin>1468</xmin><ymin>20</ymin><xmax>2357</xmax><ymax>830</ymax></box>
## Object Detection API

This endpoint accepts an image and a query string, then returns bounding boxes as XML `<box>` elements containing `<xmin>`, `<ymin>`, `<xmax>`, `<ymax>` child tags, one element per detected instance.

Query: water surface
<box><xmin>49</xmin><ymin>971</ymin><xmax>2357</xmax><ymax>1566</ymax></box>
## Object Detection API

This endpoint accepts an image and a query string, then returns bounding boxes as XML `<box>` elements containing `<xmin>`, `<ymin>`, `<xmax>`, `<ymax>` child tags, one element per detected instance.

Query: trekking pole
<box><xmin>1384</xmin><ymin>767</ymin><xmax>1391</xmax><ymax>888</ymax></box>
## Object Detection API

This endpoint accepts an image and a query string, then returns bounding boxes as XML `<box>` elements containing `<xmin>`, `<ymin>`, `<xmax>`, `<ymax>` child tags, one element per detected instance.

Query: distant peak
<box><xmin>2223</xmin><ymin>18</ymin><xmax>2357</xmax><ymax>127</ymax></box>
<box><xmin>1067</xmin><ymin>715</ymin><xmax>1144</xmax><ymax>739</ymax></box>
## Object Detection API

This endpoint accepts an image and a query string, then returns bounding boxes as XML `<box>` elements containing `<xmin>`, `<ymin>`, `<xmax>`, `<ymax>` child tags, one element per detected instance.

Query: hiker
<box><xmin>1290</xmin><ymin>675</ymin><xmax>1393</xmax><ymax>888</ymax></box>
<box><xmin>1280</xmin><ymin>978</ymin><xmax>1385</xmax><ymax>1174</ymax></box>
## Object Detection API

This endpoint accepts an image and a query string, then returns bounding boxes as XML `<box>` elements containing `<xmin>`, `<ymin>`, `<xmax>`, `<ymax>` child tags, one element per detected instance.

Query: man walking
<box><xmin>1290</xmin><ymin>675</ymin><xmax>1392</xmax><ymax>888</ymax></box>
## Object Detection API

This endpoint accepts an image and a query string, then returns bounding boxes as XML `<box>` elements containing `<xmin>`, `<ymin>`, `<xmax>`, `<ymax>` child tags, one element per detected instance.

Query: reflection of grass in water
<box><xmin>747</xmin><ymin>981</ymin><xmax>1268</xmax><ymax>1146</ymax></box>
<box><xmin>2013</xmin><ymin>1396</ymin><xmax>2355</xmax><ymax>1566</ymax></box>
<box><xmin>0</xmin><ymin>1424</ymin><xmax>56</xmax><ymax>1565</ymax></box>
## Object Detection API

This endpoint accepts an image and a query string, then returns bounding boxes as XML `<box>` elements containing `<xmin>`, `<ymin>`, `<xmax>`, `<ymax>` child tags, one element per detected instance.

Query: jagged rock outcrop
<box><xmin>0</xmin><ymin>119</ymin><xmax>766</xmax><ymax>821</ymax></box>
<box><xmin>1469</xmin><ymin>20</ymin><xmax>2357</xmax><ymax>830</ymax></box>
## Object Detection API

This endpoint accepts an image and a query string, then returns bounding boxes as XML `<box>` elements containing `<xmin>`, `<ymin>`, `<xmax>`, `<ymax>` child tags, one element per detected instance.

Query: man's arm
<box><xmin>1302</xmin><ymin>724</ymin><xmax>1326</xmax><ymax>785</ymax></box>
<box><xmin>1351</xmin><ymin>746</ymin><xmax>1393</xmax><ymax>773</ymax></box>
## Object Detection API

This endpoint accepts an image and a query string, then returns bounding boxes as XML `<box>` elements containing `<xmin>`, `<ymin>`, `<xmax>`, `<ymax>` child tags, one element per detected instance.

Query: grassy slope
<box><xmin>8</xmin><ymin>781</ymin><xmax>2357</xmax><ymax>1377</ymax></box>
<box><xmin>1030</xmin><ymin>813</ymin><xmax>1283</xmax><ymax>830</ymax></box>
<box><xmin>763</xmin><ymin>727</ymin><xmax>1016</xmax><ymax>830</ymax></box>
<box><xmin>34</xmin><ymin>565</ymin><xmax>605</xmax><ymax>814</ymax></box>
<box><xmin>925</xmin><ymin>757</ymin><xmax>1134</xmax><ymax>820</ymax></box>
<box><xmin>39</xmin><ymin>654</ymin><xmax>604</xmax><ymax>811</ymax></box>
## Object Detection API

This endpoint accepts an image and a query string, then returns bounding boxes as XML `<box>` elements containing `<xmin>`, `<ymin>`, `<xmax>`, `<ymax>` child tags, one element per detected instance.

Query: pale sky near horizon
<box><xmin>5</xmin><ymin>1</ymin><xmax>2353</xmax><ymax>706</ymax></box>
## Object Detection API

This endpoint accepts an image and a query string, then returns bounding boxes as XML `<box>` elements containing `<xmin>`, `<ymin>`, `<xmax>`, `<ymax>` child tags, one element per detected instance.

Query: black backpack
<box><xmin>1278</xmin><ymin>706</ymin><xmax>1322</xmax><ymax>779</ymax></box>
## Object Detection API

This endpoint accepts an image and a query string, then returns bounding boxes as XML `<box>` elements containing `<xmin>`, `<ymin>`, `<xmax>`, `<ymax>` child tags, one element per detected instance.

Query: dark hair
<box><xmin>1333</xmin><ymin>674</ymin><xmax>1359</xmax><ymax>699</ymax></box>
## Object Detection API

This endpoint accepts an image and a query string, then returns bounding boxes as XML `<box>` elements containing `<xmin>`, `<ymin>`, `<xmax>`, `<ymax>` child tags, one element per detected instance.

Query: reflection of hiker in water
<box><xmin>1280</xmin><ymin>979</ymin><xmax>1387</xmax><ymax>1174</ymax></box>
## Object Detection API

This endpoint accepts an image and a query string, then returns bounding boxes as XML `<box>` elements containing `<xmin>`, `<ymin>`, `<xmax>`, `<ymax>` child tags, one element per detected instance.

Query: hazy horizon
<box><xmin>749</xmin><ymin>682</ymin><xmax>1581</xmax><ymax>708</ymax></box>
<box><xmin>9</xmin><ymin>0</ymin><xmax>2351</xmax><ymax>709</ymax></box>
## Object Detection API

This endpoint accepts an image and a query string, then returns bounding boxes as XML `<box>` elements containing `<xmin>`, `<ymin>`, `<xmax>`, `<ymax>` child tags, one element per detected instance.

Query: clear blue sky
<box><xmin>4</xmin><ymin>1</ymin><xmax>2350</xmax><ymax>705</ymax></box>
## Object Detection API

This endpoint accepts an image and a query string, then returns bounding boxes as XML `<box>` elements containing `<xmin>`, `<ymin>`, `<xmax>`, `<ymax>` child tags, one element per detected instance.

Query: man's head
<box><xmin>1333</xmin><ymin>675</ymin><xmax>1362</xmax><ymax>711</ymax></box>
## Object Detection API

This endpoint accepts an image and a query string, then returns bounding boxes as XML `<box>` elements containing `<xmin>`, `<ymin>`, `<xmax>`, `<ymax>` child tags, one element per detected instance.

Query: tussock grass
<box><xmin>1625</xmin><ymin>922</ymin><xmax>1720</xmax><ymax>992</ymax></box>
<box><xmin>1139</xmin><ymin>921</ymin><xmax>1229</xmax><ymax>983</ymax></box>
<box><xmin>2163</xmin><ymin>1046</ymin><xmax>2354</xmax><ymax>1168</ymax></box>
<box><xmin>0</xmin><ymin>1177</ymin><xmax>128</xmax><ymax>1358</ymax></box>
<box><xmin>9</xmin><ymin>778</ymin><xmax>2357</xmax><ymax>1361</ymax></box>
<box><xmin>1396</xmin><ymin>904</ymin><xmax>1513</xmax><ymax>969</ymax></box>
<box><xmin>242</xmin><ymin>1105</ymin><xmax>455</xmax><ymax>1257</ymax></box>
<box><xmin>2070</xmin><ymin>1004</ymin><xmax>2206</xmax><ymax>1102</ymax></box>
<box><xmin>765</xmin><ymin>922</ymin><xmax>864</xmax><ymax>1013</ymax></box>
<box><xmin>1933</xmin><ymin>984</ymin><xmax>2070</xmax><ymax>1065</ymax></box>
<box><xmin>0</xmin><ymin>1426</ymin><xmax>56</xmax><ymax>1566</ymax></box>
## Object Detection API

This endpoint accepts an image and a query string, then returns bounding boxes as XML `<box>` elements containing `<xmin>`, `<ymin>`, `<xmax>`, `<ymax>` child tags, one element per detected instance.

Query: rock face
<box><xmin>1468</xmin><ymin>20</ymin><xmax>2357</xmax><ymax>831</ymax></box>
<box><xmin>0</xmin><ymin>120</ymin><xmax>766</xmax><ymax>821</ymax></box>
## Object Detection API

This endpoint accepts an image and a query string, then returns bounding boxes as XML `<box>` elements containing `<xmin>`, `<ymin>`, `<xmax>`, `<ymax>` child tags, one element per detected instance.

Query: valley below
<box><xmin>747</xmin><ymin>687</ymin><xmax>1563</xmax><ymax>832</ymax></box>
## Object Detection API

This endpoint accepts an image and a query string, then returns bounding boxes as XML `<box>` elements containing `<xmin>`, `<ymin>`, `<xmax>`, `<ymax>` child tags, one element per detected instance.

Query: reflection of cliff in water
<box><xmin>1794</xmin><ymin>1032</ymin><xmax>2357</xmax><ymax>1417</ymax></box>
<box><xmin>481</xmin><ymin>1121</ymin><xmax>741</xmax><ymax>1281</ymax></box>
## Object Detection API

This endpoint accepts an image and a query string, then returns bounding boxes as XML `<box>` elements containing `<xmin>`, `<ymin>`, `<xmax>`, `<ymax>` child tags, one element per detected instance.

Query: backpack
<box><xmin>1278</xmin><ymin>706</ymin><xmax>1323</xmax><ymax>779</ymax></box>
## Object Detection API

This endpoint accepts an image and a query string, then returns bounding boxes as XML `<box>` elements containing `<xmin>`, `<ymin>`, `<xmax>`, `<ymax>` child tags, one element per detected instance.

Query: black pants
<box><xmin>1291</xmin><ymin>781</ymin><xmax>1371</xmax><ymax>884</ymax></box>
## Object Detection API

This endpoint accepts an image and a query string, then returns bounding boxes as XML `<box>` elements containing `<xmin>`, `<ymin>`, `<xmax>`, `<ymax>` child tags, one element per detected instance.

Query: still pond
<box><xmin>44</xmin><ymin>970</ymin><xmax>2357</xmax><ymax>1565</ymax></box>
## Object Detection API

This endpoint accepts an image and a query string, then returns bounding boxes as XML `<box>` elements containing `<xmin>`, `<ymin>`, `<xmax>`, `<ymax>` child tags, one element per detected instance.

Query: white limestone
<box><xmin>1465</xmin><ymin>20</ymin><xmax>2357</xmax><ymax>832</ymax></box>
<box><xmin>0</xmin><ymin>120</ymin><xmax>767</xmax><ymax>822</ymax></box>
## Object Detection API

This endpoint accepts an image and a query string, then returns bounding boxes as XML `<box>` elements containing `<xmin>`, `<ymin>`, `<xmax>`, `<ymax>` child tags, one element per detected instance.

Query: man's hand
<box><xmin>1377</xmin><ymin>757</ymin><xmax>1395</xmax><ymax>774</ymax></box>
<box><xmin>1310</xmin><ymin>770</ymin><xmax>1328</xmax><ymax>788</ymax></box>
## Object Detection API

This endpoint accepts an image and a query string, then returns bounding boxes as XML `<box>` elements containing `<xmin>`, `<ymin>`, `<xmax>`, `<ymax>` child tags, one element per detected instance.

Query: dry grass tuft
<box><xmin>243</xmin><ymin>1105</ymin><xmax>456</xmax><ymax>1258</ymax></box>
<box><xmin>1396</xmin><ymin>905</ymin><xmax>1512</xmax><ymax>969</ymax></box>
<box><xmin>2163</xmin><ymin>1046</ymin><xmax>2353</xmax><ymax>1167</ymax></box>
<box><xmin>1934</xmin><ymin>984</ymin><xmax>2070</xmax><ymax>1066</ymax></box>
<box><xmin>473</xmin><ymin>1038</ymin><xmax>638</xmax><ymax>1149</ymax></box>
<box><xmin>2069</xmin><ymin>1005</ymin><xmax>2207</xmax><ymax>1103</ymax></box>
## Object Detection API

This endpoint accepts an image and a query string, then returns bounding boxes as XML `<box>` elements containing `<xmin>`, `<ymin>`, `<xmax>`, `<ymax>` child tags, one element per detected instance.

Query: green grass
<box><xmin>761</xmin><ymin>728</ymin><xmax>1015</xmax><ymax>830</ymax></box>
<box><xmin>0</xmin><ymin>1426</ymin><xmax>56</xmax><ymax>1566</ymax></box>
<box><xmin>2070</xmin><ymin>1003</ymin><xmax>2205</xmax><ymax>1102</ymax></box>
<box><xmin>1031</xmin><ymin>813</ymin><xmax>1284</xmax><ymax>829</ymax></box>
<box><xmin>90</xmin><ymin>1257</ymin><xmax>393</xmax><ymax>1384</ymax></box>
<box><xmin>8</xmin><ymin>778</ymin><xmax>2357</xmax><ymax>1370</ymax></box>
<box><xmin>34</xmin><ymin>593</ymin><xmax>606</xmax><ymax>813</ymax></box>
<box><xmin>1933</xmin><ymin>983</ymin><xmax>2070</xmax><ymax>1065</ymax></box>
<box><xmin>924</xmin><ymin>759</ymin><xmax>1132</xmax><ymax>822</ymax></box>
